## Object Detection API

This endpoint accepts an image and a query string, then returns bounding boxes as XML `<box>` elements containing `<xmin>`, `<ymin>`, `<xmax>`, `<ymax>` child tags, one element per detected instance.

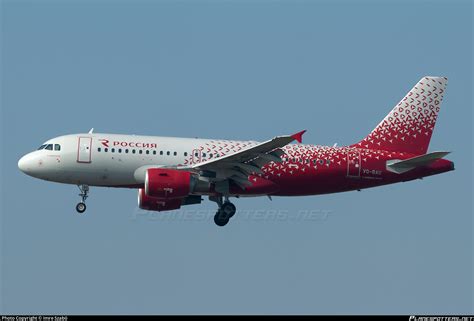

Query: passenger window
<box><xmin>45</xmin><ymin>144</ymin><xmax>53</xmax><ymax>150</ymax></box>
<box><xmin>54</xmin><ymin>144</ymin><xmax>61</xmax><ymax>151</ymax></box>
<box><xmin>195</xmin><ymin>153</ymin><xmax>198</xmax><ymax>157</ymax></box>
<box><xmin>327</xmin><ymin>159</ymin><xmax>331</xmax><ymax>165</ymax></box>
<box><xmin>202</xmin><ymin>153</ymin><xmax>206</xmax><ymax>158</ymax></box>
<box><xmin>166</xmin><ymin>151</ymin><xmax>170</xmax><ymax>156</ymax></box>
<box><xmin>146</xmin><ymin>150</ymin><xmax>150</xmax><ymax>155</ymax></box>
<box><xmin>98</xmin><ymin>147</ymin><xmax>101</xmax><ymax>152</ymax></box>
<box><xmin>319</xmin><ymin>160</ymin><xmax>324</xmax><ymax>165</ymax></box>
<box><xmin>105</xmin><ymin>148</ymin><xmax>108</xmax><ymax>152</ymax></box>
<box><xmin>139</xmin><ymin>150</ymin><xmax>142</xmax><ymax>154</ymax></box>
<box><xmin>111</xmin><ymin>148</ymin><xmax>115</xmax><ymax>153</ymax></box>
<box><xmin>173</xmin><ymin>151</ymin><xmax>177</xmax><ymax>156</ymax></box>
<box><xmin>125</xmin><ymin>149</ymin><xmax>129</xmax><ymax>153</ymax></box>
<box><xmin>132</xmin><ymin>149</ymin><xmax>136</xmax><ymax>154</ymax></box>
<box><xmin>313</xmin><ymin>159</ymin><xmax>317</xmax><ymax>165</ymax></box>
<box><xmin>118</xmin><ymin>149</ymin><xmax>122</xmax><ymax>153</ymax></box>
<box><xmin>160</xmin><ymin>151</ymin><xmax>163</xmax><ymax>155</ymax></box>
<box><xmin>153</xmin><ymin>151</ymin><xmax>156</xmax><ymax>155</ymax></box>
<box><xmin>209</xmin><ymin>153</ymin><xmax>213</xmax><ymax>158</ymax></box>
<box><xmin>184</xmin><ymin>152</ymin><xmax>188</xmax><ymax>157</ymax></box>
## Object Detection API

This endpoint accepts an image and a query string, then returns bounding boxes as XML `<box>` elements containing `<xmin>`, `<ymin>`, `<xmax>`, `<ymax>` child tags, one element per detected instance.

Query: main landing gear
<box><xmin>76</xmin><ymin>184</ymin><xmax>89</xmax><ymax>214</ymax></box>
<box><xmin>210</xmin><ymin>195</ymin><xmax>237</xmax><ymax>227</ymax></box>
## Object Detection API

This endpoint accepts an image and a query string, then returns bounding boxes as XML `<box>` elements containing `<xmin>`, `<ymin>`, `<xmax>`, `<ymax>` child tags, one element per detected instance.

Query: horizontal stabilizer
<box><xmin>386</xmin><ymin>151</ymin><xmax>450</xmax><ymax>174</ymax></box>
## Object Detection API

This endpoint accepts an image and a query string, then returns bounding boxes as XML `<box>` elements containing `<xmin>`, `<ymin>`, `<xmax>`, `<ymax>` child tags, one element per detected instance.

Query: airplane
<box><xmin>18</xmin><ymin>76</ymin><xmax>454</xmax><ymax>226</ymax></box>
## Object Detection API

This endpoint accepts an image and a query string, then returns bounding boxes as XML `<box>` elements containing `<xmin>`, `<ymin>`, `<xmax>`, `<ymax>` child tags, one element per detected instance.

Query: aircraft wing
<box><xmin>185</xmin><ymin>130</ymin><xmax>306</xmax><ymax>191</ymax></box>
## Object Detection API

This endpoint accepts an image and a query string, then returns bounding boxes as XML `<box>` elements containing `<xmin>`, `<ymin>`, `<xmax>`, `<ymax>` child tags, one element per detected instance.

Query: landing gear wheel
<box><xmin>214</xmin><ymin>210</ymin><xmax>230</xmax><ymax>227</ymax></box>
<box><xmin>221</xmin><ymin>202</ymin><xmax>236</xmax><ymax>218</ymax></box>
<box><xmin>76</xmin><ymin>184</ymin><xmax>89</xmax><ymax>214</ymax></box>
<box><xmin>76</xmin><ymin>202</ymin><xmax>86</xmax><ymax>213</ymax></box>
<box><xmin>209</xmin><ymin>196</ymin><xmax>237</xmax><ymax>227</ymax></box>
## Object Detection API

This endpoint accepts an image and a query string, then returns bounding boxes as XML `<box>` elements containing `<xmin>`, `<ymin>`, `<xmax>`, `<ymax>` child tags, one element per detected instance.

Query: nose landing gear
<box><xmin>210</xmin><ymin>195</ymin><xmax>237</xmax><ymax>227</ymax></box>
<box><xmin>76</xmin><ymin>184</ymin><xmax>89</xmax><ymax>214</ymax></box>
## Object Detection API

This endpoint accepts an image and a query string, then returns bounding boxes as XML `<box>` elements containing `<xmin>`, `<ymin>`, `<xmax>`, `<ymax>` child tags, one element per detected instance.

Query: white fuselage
<box><xmin>18</xmin><ymin>133</ymin><xmax>259</xmax><ymax>187</ymax></box>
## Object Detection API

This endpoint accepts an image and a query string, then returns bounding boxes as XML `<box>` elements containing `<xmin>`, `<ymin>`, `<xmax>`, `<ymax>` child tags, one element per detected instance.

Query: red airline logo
<box><xmin>99</xmin><ymin>139</ymin><xmax>109</xmax><ymax>147</ymax></box>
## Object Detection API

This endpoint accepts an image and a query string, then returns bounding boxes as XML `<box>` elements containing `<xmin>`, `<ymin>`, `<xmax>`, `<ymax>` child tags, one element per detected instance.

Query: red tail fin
<box><xmin>352</xmin><ymin>77</ymin><xmax>448</xmax><ymax>155</ymax></box>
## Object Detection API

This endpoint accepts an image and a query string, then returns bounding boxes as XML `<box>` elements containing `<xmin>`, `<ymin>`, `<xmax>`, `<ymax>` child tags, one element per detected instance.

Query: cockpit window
<box><xmin>37</xmin><ymin>143</ymin><xmax>60</xmax><ymax>151</ymax></box>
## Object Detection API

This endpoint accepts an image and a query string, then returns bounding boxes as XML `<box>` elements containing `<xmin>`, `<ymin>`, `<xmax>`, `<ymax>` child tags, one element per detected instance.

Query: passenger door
<box><xmin>77</xmin><ymin>137</ymin><xmax>92</xmax><ymax>163</ymax></box>
<box><xmin>346</xmin><ymin>150</ymin><xmax>361</xmax><ymax>177</ymax></box>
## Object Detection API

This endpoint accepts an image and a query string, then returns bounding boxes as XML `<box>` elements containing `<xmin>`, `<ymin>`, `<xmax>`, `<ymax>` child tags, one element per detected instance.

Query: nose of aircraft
<box><xmin>18</xmin><ymin>153</ymin><xmax>35</xmax><ymax>175</ymax></box>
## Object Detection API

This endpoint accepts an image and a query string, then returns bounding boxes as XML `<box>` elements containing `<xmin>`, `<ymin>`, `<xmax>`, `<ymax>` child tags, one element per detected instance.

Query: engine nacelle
<box><xmin>145</xmin><ymin>168</ymin><xmax>195</xmax><ymax>199</ymax></box>
<box><xmin>138</xmin><ymin>188</ymin><xmax>182</xmax><ymax>211</ymax></box>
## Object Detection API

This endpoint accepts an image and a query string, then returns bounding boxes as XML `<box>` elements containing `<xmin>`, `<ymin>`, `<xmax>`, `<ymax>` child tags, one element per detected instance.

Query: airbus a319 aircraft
<box><xmin>18</xmin><ymin>77</ymin><xmax>454</xmax><ymax>226</ymax></box>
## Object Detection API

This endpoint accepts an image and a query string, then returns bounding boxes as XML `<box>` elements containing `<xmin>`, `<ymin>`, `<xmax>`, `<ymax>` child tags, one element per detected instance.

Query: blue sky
<box><xmin>1</xmin><ymin>0</ymin><xmax>472</xmax><ymax>314</ymax></box>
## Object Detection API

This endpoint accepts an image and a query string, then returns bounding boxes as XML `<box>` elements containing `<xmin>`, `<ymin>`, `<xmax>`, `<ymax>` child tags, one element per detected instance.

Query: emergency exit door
<box><xmin>77</xmin><ymin>137</ymin><xmax>92</xmax><ymax>163</ymax></box>
<box><xmin>191</xmin><ymin>149</ymin><xmax>201</xmax><ymax>164</ymax></box>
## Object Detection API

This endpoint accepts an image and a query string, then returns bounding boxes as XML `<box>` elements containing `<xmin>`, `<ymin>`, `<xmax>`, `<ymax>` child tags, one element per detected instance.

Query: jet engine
<box><xmin>138</xmin><ymin>188</ymin><xmax>182</xmax><ymax>211</ymax></box>
<box><xmin>145</xmin><ymin>168</ymin><xmax>196</xmax><ymax>199</ymax></box>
